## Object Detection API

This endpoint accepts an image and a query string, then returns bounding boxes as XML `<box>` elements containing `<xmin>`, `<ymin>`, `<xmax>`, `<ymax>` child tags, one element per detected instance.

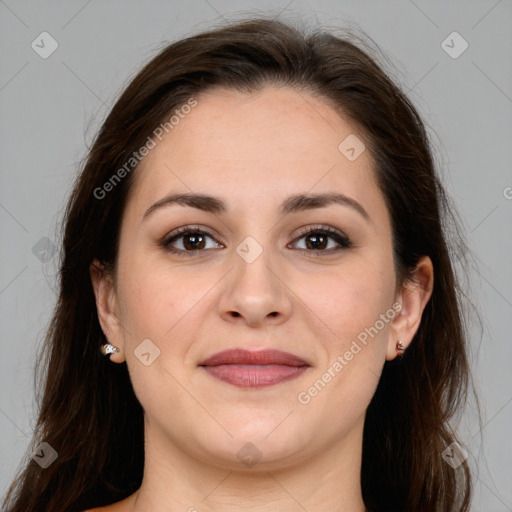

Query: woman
<box><xmin>2</xmin><ymin>17</ymin><xmax>475</xmax><ymax>512</ymax></box>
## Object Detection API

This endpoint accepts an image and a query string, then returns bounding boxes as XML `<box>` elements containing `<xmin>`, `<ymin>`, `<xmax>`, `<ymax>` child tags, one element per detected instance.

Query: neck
<box><xmin>130</xmin><ymin>416</ymin><xmax>367</xmax><ymax>512</ymax></box>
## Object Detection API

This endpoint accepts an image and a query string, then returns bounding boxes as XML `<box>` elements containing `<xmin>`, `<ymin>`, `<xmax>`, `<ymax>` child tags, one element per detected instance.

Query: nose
<box><xmin>218</xmin><ymin>244</ymin><xmax>293</xmax><ymax>328</ymax></box>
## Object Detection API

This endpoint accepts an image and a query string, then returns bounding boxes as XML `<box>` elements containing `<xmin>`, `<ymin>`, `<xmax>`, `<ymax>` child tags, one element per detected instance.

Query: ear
<box><xmin>90</xmin><ymin>259</ymin><xmax>126</xmax><ymax>363</ymax></box>
<box><xmin>386</xmin><ymin>255</ymin><xmax>434</xmax><ymax>361</ymax></box>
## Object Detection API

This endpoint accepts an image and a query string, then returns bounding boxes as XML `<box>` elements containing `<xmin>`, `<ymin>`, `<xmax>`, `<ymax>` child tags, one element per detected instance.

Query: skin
<box><xmin>89</xmin><ymin>86</ymin><xmax>433</xmax><ymax>512</ymax></box>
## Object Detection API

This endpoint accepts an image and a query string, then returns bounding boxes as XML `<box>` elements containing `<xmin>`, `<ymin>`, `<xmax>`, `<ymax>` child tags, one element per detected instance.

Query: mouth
<box><xmin>198</xmin><ymin>349</ymin><xmax>310</xmax><ymax>388</ymax></box>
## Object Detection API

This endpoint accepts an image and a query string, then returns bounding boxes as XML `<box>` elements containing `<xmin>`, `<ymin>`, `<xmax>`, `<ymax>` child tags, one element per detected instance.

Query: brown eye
<box><xmin>180</xmin><ymin>233</ymin><xmax>207</xmax><ymax>250</ymax></box>
<box><xmin>291</xmin><ymin>226</ymin><xmax>351</xmax><ymax>253</ymax></box>
<box><xmin>163</xmin><ymin>227</ymin><xmax>223</xmax><ymax>256</ymax></box>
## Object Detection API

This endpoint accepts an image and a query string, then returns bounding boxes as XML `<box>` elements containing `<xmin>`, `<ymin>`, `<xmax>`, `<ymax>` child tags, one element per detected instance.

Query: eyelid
<box><xmin>161</xmin><ymin>223</ymin><xmax>351</xmax><ymax>256</ymax></box>
<box><xmin>289</xmin><ymin>224</ymin><xmax>351</xmax><ymax>251</ymax></box>
<box><xmin>292</xmin><ymin>224</ymin><xmax>346</xmax><ymax>239</ymax></box>
<box><xmin>162</xmin><ymin>225</ymin><xmax>224</xmax><ymax>249</ymax></box>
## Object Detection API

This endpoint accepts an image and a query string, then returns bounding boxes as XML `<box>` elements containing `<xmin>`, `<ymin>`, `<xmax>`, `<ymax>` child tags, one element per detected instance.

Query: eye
<box><xmin>162</xmin><ymin>226</ymin><xmax>223</xmax><ymax>257</ymax></box>
<box><xmin>160</xmin><ymin>224</ymin><xmax>352</xmax><ymax>258</ymax></box>
<box><xmin>289</xmin><ymin>225</ymin><xmax>352</xmax><ymax>254</ymax></box>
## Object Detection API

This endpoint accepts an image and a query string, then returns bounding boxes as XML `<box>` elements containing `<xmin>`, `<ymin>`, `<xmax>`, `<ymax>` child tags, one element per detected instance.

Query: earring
<box><xmin>100</xmin><ymin>343</ymin><xmax>119</xmax><ymax>356</ymax></box>
<box><xmin>396</xmin><ymin>337</ymin><xmax>405</xmax><ymax>355</ymax></box>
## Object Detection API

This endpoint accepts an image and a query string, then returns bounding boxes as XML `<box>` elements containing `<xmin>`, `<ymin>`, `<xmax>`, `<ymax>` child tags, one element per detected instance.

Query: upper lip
<box><xmin>198</xmin><ymin>349</ymin><xmax>310</xmax><ymax>367</ymax></box>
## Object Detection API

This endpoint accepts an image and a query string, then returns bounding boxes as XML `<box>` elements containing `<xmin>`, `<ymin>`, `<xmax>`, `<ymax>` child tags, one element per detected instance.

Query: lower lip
<box><xmin>202</xmin><ymin>364</ymin><xmax>309</xmax><ymax>388</ymax></box>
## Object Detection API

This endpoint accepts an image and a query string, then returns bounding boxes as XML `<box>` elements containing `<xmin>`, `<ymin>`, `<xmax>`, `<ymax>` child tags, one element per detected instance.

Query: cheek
<box><xmin>116</xmin><ymin>262</ymin><xmax>198</xmax><ymax>415</ymax></box>
<box><xmin>303</xmin><ymin>257</ymin><xmax>395</xmax><ymax>342</ymax></box>
<box><xmin>118</xmin><ymin>279</ymin><xmax>171</xmax><ymax>336</ymax></box>
<box><xmin>295</xmin><ymin>256</ymin><xmax>395</xmax><ymax>418</ymax></box>
<box><xmin>116</xmin><ymin>254</ymin><xmax>197</xmax><ymax>338</ymax></box>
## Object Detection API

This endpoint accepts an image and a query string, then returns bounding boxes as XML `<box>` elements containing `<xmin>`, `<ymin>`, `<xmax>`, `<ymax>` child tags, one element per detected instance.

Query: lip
<box><xmin>199</xmin><ymin>349</ymin><xmax>310</xmax><ymax>388</ymax></box>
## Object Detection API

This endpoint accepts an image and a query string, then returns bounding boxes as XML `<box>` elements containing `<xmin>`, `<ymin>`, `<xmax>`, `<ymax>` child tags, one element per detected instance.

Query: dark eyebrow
<box><xmin>280</xmin><ymin>192</ymin><xmax>370</xmax><ymax>221</ymax></box>
<box><xmin>143</xmin><ymin>193</ymin><xmax>226</xmax><ymax>219</ymax></box>
<box><xmin>142</xmin><ymin>192</ymin><xmax>370</xmax><ymax>222</ymax></box>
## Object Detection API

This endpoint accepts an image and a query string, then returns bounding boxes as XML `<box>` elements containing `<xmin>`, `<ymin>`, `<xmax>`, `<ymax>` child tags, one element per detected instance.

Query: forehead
<box><xmin>128</xmin><ymin>86</ymin><xmax>382</xmax><ymax>217</ymax></box>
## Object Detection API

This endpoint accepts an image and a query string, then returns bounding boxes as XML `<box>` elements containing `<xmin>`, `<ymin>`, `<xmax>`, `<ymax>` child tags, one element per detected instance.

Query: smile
<box><xmin>202</xmin><ymin>364</ymin><xmax>309</xmax><ymax>388</ymax></box>
<box><xmin>198</xmin><ymin>349</ymin><xmax>311</xmax><ymax>388</ymax></box>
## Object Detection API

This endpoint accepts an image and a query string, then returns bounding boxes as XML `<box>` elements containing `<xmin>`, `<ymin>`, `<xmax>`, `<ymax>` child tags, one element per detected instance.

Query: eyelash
<box><xmin>160</xmin><ymin>225</ymin><xmax>352</xmax><ymax>258</ymax></box>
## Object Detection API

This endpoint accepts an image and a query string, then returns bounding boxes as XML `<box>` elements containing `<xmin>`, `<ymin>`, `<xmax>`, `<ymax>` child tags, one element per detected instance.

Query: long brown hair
<box><xmin>2</xmin><ymin>17</ymin><xmax>477</xmax><ymax>512</ymax></box>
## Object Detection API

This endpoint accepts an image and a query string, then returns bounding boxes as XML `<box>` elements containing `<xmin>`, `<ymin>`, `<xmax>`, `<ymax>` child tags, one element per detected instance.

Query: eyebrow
<box><xmin>142</xmin><ymin>192</ymin><xmax>370</xmax><ymax>222</ymax></box>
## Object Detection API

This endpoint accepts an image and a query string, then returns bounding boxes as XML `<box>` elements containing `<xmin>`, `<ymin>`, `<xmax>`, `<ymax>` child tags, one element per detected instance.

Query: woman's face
<box><xmin>96</xmin><ymin>86</ymin><xmax>409</xmax><ymax>470</ymax></box>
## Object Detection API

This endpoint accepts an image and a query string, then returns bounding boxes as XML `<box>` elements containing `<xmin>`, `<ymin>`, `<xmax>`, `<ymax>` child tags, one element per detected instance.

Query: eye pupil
<box><xmin>183</xmin><ymin>234</ymin><xmax>206</xmax><ymax>250</ymax></box>
<box><xmin>306</xmin><ymin>234</ymin><xmax>328</xmax><ymax>250</ymax></box>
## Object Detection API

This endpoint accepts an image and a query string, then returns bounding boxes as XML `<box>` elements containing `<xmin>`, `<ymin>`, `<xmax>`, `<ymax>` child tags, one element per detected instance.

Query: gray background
<box><xmin>1</xmin><ymin>0</ymin><xmax>511</xmax><ymax>510</ymax></box>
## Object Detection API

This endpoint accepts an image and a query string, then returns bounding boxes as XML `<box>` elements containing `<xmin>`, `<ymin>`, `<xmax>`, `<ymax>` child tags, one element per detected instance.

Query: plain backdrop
<box><xmin>1</xmin><ymin>1</ymin><xmax>511</xmax><ymax>510</ymax></box>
